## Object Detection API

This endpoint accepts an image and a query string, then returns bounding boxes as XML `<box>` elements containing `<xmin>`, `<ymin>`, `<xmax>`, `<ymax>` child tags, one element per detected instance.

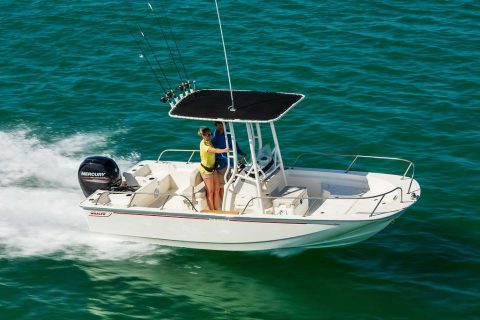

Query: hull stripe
<box><xmin>108</xmin><ymin>211</ymin><xmax>308</xmax><ymax>224</ymax></box>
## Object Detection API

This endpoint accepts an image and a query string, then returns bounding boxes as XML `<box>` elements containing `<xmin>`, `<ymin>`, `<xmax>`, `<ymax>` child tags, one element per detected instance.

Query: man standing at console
<box><xmin>211</xmin><ymin>121</ymin><xmax>246</xmax><ymax>201</ymax></box>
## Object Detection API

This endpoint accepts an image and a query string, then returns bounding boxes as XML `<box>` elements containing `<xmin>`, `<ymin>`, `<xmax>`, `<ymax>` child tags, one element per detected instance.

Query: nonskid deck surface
<box><xmin>80</xmin><ymin>160</ymin><xmax>420</xmax><ymax>221</ymax></box>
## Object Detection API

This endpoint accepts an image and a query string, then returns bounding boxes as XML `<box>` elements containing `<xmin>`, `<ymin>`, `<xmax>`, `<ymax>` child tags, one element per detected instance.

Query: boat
<box><xmin>77</xmin><ymin>3</ymin><xmax>420</xmax><ymax>251</ymax></box>
<box><xmin>78</xmin><ymin>88</ymin><xmax>420</xmax><ymax>251</ymax></box>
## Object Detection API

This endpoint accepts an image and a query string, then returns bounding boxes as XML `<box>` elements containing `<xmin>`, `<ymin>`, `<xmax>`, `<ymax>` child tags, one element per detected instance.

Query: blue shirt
<box><xmin>211</xmin><ymin>129</ymin><xmax>245</xmax><ymax>169</ymax></box>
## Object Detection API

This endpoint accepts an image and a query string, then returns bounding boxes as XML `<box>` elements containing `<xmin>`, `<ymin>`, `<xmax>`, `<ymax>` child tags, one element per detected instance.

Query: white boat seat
<box><xmin>262</xmin><ymin>168</ymin><xmax>285</xmax><ymax>194</ymax></box>
<box><xmin>132</xmin><ymin>163</ymin><xmax>151</xmax><ymax>177</ymax></box>
<box><xmin>161</xmin><ymin>168</ymin><xmax>206</xmax><ymax>211</ymax></box>
<box><xmin>169</xmin><ymin>164</ymin><xmax>201</xmax><ymax>190</ymax></box>
<box><xmin>129</xmin><ymin>174</ymin><xmax>171</xmax><ymax>208</ymax></box>
<box><xmin>272</xmin><ymin>186</ymin><xmax>309</xmax><ymax>215</ymax></box>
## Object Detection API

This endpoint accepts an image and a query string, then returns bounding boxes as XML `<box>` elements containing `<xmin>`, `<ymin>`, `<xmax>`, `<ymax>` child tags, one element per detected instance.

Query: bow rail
<box><xmin>293</xmin><ymin>153</ymin><xmax>415</xmax><ymax>194</ymax></box>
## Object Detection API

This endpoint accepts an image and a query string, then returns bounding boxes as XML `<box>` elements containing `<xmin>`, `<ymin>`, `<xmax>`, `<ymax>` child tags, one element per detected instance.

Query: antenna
<box><xmin>214</xmin><ymin>0</ymin><xmax>235</xmax><ymax>112</ymax></box>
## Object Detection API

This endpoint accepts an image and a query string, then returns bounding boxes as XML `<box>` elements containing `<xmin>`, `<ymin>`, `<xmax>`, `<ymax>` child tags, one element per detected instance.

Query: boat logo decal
<box><xmin>81</xmin><ymin>172</ymin><xmax>107</xmax><ymax>177</ymax></box>
<box><xmin>89</xmin><ymin>211</ymin><xmax>112</xmax><ymax>217</ymax></box>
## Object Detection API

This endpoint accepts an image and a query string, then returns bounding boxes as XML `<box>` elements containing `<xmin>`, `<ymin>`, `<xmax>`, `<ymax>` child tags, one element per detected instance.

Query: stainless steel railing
<box><xmin>157</xmin><ymin>149</ymin><xmax>200</xmax><ymax>163</ymax></box>
<box><xmin>93</xmin><ymin>190</ymin><xmax>199</xmax><ymax>212</ymax></box>
<box><xmin>292</xmin><ymin>153</ymin><xmax>416</xmax><ymax>194</ymax></box>
<box><xmin>240</xmin><ymin>186</ymin><xmax>405</xmax><ymax>217</ymax></box>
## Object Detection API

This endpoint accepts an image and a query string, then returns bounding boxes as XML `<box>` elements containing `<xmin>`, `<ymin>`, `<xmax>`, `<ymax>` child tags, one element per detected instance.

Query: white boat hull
<box><xmin>84</xmin><ymin>209</ymin><xmax>404</xmax><ymax>251</ymax></box>
<box><xmin>80</xmin><ymin>159</ymin><xmax>420</xmax><ymax>251</ymax></box>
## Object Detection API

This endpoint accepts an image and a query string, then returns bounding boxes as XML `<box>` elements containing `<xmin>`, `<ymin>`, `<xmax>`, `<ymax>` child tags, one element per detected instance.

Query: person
<box><xmin>211</xmin><ymin>121</ymin><xmax>246</xmax><ymax>200</ymax></box>
<box><xmin>198</xmin><ymin>127</ymin><xmax>229</xmax><ymax>210</ymax></box>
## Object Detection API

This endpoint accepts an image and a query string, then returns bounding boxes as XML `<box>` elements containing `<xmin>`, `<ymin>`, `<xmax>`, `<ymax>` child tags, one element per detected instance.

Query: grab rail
<box><xmin>94</xmin><ymin>190</ymin><xmax>198</xmax><ymax>212</ymax></box>
<box><xmin>293</xmin><ymin>153</ymin><xmax>416</xmax><ymax>194</ymax></box>
<box><xmin>240</xmin><ymin>186</ymin><xmax>405</xmax><ymax>217</ymax></box>
<box><xmin>157</xmin><ymin>149</ymin><xmax>200</xmax><ymax>163</ymax></box>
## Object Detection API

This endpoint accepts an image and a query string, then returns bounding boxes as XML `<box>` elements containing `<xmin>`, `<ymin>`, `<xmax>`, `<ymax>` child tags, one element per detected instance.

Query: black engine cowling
<box><xmin>78</xmin><ymin>156</ymin><xmax>122</xmax><ymax>197</ymax></box>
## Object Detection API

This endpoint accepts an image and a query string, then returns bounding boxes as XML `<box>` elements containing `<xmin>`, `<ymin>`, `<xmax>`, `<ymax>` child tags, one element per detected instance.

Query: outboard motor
<box><xmin>78</xmin><ymin>156</ymin><xmax>122</xmax><ymax>197</ymax></box>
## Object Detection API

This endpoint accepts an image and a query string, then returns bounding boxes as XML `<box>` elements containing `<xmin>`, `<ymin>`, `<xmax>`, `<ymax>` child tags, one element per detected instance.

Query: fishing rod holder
<box><xmin>161</xmin><ymin>90</ymin><xmax>176</xmax><ymax>103</ymax></box>
<box><xmin>177</xmin><ymin>80</ymin><xmax>192</xmax><ymax>91</ymax></box>
<box><xmin>164</xmin><ymin>83</ymin><xmax>196</xmax><ymax>108</ymax></box>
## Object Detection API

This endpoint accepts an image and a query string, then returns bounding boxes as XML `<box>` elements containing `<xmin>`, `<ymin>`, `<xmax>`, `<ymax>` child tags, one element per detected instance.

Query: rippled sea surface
<box><xmin>1</xmin><ymin>0</ymin><xmax>479</xmax><ymax>319</ymax></box>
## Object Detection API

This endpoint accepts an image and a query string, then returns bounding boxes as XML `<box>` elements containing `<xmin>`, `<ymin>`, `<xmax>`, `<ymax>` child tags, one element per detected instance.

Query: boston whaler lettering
<box><xmin>77</xmin><ymin>2</ymin><xmax>420</xmax><ymax>251</ymax></box>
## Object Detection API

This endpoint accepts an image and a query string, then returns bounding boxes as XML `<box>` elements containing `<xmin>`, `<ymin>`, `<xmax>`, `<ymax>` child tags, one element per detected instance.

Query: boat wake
<box><xmin>0</xmin><ymin>128</ymin><xmax>170</xmax><ymax>261</ymax></box>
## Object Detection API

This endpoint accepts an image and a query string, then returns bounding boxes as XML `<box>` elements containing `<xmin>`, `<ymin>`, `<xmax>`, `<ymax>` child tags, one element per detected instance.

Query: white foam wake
<box><xmin>0</xmin><ymin>128</ymin><xmax>168</xmax><ymax>261</ymax></box>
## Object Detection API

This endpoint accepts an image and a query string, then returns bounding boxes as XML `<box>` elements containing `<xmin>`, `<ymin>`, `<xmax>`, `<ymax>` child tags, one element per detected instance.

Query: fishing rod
<box><xmin>127</xmin><ymin>28</ymin><xmax>167</xmax><ymax>94</ymax></box>
<box><xmin>138</xmin><ymin>25</ymin><xmax>174</xmax><ymax>91</ymax></box>
<box><xmin>127</xmin><ymin>27</ymin><xmax>175</xmax><ymax>103</ymax></box>
<box><xmin>147</xmin><ymin>2</ymin><xmax>184</xmax><ymax>85</ymax></box>
<box><xmin>154</xmin><ymin>0</ymin><xmax>190</xmax><ymax>81</ymax></box>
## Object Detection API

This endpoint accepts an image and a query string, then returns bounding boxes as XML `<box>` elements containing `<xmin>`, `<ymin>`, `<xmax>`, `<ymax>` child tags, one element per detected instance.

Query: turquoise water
<box><xmin>1</xmin><ymin>0</ymin><xmax>479</xmax><ymax>319</ymax></box>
